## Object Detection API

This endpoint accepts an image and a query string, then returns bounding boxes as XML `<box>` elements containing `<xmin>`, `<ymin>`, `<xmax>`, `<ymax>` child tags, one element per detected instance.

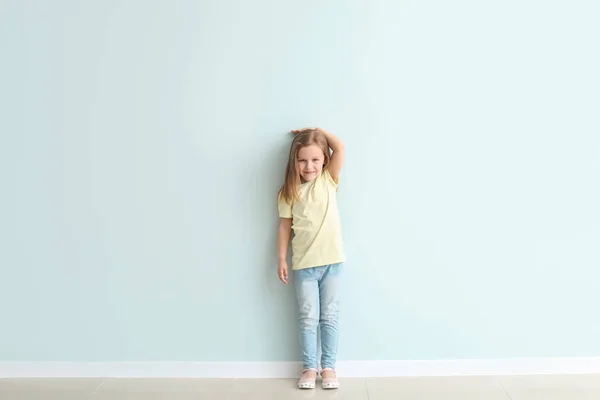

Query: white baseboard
<box><xmin>1</xmin><ymin>358</ymin><xmax>600</xmax><ymax>379</ymax></box>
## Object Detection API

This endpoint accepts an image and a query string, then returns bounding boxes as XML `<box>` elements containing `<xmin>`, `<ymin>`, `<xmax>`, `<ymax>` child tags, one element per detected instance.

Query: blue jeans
<box><xmin>293</xmin><ymin>263</ymin><xmax>342</xmax><ymax>370</ymax></box>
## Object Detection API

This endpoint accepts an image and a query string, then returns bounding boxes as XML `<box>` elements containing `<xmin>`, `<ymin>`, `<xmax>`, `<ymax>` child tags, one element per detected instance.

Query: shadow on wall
<box><xmin>242</xmin><ymin>132</ymin><xmax>300</xmax><ymax>360</ymax></box>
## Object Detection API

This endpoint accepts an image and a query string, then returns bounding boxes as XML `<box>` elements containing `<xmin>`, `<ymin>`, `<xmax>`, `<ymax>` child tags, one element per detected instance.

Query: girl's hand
<box><xmin>291</xmin><ymin>127</ymin><xmax>319</xmax><ymax>135</ymax></box>
<box><xmin>278</xmin><ymin>262</ymin><xmax>289</xmax><ymax>285</ymax></box>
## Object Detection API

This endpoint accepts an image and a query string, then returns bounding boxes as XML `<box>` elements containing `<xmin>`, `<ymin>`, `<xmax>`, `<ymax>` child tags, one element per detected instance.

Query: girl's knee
<box><xmin>298</xmin><ymin>314</ymin><xmax>318</xmax><ymax>330</ymax></box>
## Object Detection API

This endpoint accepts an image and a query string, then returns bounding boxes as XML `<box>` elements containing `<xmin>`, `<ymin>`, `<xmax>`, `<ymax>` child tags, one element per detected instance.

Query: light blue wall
<box><xmin>1</xmin><ymin>0</ymin><xmax>599</xmax><ymax>362</ymax></box>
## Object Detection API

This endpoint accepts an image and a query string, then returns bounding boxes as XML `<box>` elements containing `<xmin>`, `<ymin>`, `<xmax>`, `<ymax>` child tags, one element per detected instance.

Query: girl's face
<box><xmin>297</xmin><ymin>144</ymin><xmax>325</xmax><ymax>182</ymax></box>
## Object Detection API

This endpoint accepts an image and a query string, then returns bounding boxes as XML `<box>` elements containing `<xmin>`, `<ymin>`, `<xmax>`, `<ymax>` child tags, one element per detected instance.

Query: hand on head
<box><xmin>292</xmin><ymin>127</ymin><xmax>320</xmax><ymax>135</ymax></box>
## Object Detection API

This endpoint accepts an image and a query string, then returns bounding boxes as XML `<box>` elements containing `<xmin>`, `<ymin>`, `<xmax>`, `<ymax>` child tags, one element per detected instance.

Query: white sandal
<box><xmin>297</xmin><ymin>368</ymin><xmax>317</xmax><ymax>389</ymax></box>
<box><xmin>321</xmin><ymin>368</ymin><xmax>339</xmax><ymax>389</ymax></box>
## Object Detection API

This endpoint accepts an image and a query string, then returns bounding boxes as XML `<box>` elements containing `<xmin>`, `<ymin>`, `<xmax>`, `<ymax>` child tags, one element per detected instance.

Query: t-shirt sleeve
<box><xmin>277</xmin><ymin>194</ymin><xmax>293</xmax><ymax>218</ymax></box>
<box><xmin>323</xmin><ymin>168</ymin><xmax>339</xmax><ymax>189</ymax></box>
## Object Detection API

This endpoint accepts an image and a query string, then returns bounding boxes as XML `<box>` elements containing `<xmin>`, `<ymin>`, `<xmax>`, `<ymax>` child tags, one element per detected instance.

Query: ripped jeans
<box><xmin>293</xmin><ymin>263</ymin><xmax>342</xmax><ymax>371</ymax></box>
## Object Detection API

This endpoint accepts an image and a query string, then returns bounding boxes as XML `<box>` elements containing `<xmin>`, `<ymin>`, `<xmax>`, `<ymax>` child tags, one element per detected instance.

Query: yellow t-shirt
<box><xmin>278</xmin><ymin>168</ymin><xmax>345</xmax><ymax>270</ymax></box>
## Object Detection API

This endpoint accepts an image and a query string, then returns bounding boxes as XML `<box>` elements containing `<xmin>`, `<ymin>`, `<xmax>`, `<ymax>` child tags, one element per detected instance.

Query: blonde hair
<box><xmin>278</xmin><ymin>129</ymin><xmax>330</xmax><ymax>204</ymax></box>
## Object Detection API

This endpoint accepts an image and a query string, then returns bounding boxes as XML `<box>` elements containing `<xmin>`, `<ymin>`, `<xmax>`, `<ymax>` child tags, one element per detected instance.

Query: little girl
<box><xmin>277</xmin><ymin>127</ymin><xmax>345</xmax><ymax>390</ymax></box>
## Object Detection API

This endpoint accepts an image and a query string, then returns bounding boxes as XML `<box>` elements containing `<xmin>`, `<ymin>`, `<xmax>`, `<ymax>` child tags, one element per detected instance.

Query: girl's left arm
<box><xmin>319</xmin><ymin>128</ymin><xmax>344</xmax><ymax>182</ymax></box>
